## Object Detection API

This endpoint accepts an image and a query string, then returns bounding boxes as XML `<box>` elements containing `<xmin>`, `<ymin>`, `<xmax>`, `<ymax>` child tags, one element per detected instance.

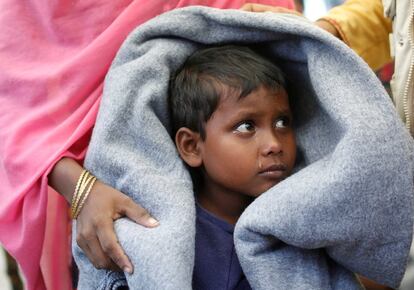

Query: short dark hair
<box><xmin>169</xmin><ymin>45</ymin><xmax>286</xmax><ymax>139</ymax></box>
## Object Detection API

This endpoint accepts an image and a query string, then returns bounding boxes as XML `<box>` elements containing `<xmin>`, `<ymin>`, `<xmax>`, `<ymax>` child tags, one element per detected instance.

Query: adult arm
<box><xmin>243</xmin><ymin>0</ymin><xmax>392</xmax><ymax>71</ymax></box>
<box><xmin>317</xmin><ymin>0</ymin><xmax>392</xmax><ymax>70</ymax></box>
<box><xmin>0</xmin><ymin>1</ymin><xmax>295</xmax><ymax>288</ymax></box>
<box><xmin>48</xmin><ymin>157</ymin><xmax>159</xmax><ymax>273</ymax></box>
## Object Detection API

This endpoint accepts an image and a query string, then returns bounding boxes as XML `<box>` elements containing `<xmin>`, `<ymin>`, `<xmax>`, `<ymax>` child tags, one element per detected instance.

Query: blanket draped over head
<box><xmin>0</xmin><ymin>1</ymin><xmax>293</xmax><ymax>289</ymax></box>
<box><xmin>73</xmin><ymin>6</ymin><xmax>414</xmax><ymax>290</ymax></box>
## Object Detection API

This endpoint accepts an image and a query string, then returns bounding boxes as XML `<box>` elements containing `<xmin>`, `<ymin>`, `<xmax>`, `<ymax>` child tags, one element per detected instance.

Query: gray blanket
<box><xmin>73</xmin><ymin>6</ymin><xmax>414</xmax><ymax>290</ymax></box>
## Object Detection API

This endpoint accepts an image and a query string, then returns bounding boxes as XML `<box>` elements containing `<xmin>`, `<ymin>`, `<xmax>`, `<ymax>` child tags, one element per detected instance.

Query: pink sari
<box><xmin>0</xmin><ymin>0</ymin><xmax>294</xmax><ymax>289</ymax></box>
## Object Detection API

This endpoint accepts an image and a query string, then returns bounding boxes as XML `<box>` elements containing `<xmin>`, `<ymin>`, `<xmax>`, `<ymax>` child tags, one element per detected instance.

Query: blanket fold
<box><xmin>73</xmin><ymin>6</ymin><xmax>414</xmax><ymax>290</ymax></box>
<box><xmin>0</xmin><ymin>1</ymin><xmax>291</xmax><ymax>288</ymax></box>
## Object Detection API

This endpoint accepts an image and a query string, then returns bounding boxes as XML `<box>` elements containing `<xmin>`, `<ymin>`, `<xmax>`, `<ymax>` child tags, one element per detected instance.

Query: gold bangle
<box><xmin>71</xmin><ymin>169</ymin><xmax>87</xmax><ymax>217</ymax></box>
<box><xmin>71</xmin><ymin>172</ymin><xmax>93</xmax><ymax>218</ymax></box>
<box><xmin>73</xmin><ymin>176</ymin><xmax>97</xmax><ymax>219</ymax></box>
<box><xmin>72</xmin><ymin>174</ymin><xmax>94</xmax><ymax>218</ymax></box>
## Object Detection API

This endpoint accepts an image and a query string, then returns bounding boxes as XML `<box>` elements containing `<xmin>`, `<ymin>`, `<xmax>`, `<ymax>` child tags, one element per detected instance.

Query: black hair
<box><xmin>169</xmin><ymin>45</ymin><xmax>286</xmax><ymax>139</ymax></box>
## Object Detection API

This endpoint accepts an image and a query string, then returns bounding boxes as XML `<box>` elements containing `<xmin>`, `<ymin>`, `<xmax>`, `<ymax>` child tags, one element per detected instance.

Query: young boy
<box><xmin>169</xmin><ymin>45</ymin><xmax>297</xmax><ymax>289</ymax></box>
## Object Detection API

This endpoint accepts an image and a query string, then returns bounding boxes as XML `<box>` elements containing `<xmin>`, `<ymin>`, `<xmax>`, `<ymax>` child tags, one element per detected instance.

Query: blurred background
<box><xmin>302</xmin><ymin>0</ymin><xmax>344</xmax><ymax>20</ymax></box>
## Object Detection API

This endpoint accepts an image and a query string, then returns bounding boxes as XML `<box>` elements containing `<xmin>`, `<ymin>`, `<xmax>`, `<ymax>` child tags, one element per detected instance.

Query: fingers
<box><xmin>76</xmin><ymin>222</ymin><xmax>120</xmax><ymax>272</ymax></box>
<box><xmin>240</xmin><ymin>3</ymin><xmax>277</xmax><ymax>12</ymax></box>
<box><xmin>240</xmin><ymin>3</ymin><xmax>302</xmax><ymax>16</ymax></box>
<box><xmin>75</xmin><ymin>180</ymin><xmax>158</xmax><ymax>274</ymax></box>
<box><xmin>118</xmin><ymin>195</ymin><xmax>160</xmax><ymax>228</ymax></box>
<box><xmin>315</xmin><ymin>19</ymin><xmax>341</xmax><ymax>39</ymax></box>
<box><xmin>240</xmin><ymin>3</ymin><xmax>253</xmax><ymax>11</ymax></box>
<box><xmin>96</xmin><ymin>219</ymin><xmax>134</xmax><ymax>274</ymax></box>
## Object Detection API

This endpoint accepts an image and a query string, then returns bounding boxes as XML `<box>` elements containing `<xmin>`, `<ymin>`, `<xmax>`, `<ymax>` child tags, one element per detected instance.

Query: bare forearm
<box><xmin>48</xmin><ymin>156</ymin><xmax>158</xmax><ymax>273</ymax></box>
<box><xmin>48</xmin><ymin>157</ymin><xmax>84</xmax><ymax>203</ymax></box>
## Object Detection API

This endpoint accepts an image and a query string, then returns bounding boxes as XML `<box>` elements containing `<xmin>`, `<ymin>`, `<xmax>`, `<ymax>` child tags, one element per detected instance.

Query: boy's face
<box><xmin>195</xmin><ymin>85</ymin><xmax>296</xmax><ymax>198</ymax></box>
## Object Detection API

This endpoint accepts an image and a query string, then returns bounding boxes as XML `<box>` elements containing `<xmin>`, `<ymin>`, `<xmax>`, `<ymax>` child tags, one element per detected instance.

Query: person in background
<box><xmin>316</xmin><ymin>0</ymin><xmax>412</xmax><ymax>138</ymax></box>
<box><xmin>318</xmin><ymin>2</ymin><xmax>414</xmax><ymax>289</ymax></box>
<box><xmin>0</xmin><ymin>1</ymin><xmax>296</xmax><ymax>289</ymax></box>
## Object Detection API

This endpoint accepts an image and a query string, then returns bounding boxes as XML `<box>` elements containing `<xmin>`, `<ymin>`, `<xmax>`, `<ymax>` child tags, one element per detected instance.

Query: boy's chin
<box><xmin>251</xmin><ymin>182</ymin><xmax>281</xmax><ymax>197</ymax></box>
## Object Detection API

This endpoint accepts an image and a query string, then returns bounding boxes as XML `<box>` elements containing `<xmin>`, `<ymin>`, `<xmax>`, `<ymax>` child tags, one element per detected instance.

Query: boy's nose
<box><xmin>260</xmin><ymin>133</ymin><xmax>282</xmax><ymax>156</ymax></box>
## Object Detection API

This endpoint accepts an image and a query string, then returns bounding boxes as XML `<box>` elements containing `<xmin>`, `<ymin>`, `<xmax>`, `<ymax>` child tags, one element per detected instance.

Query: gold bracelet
<box><xmin>71</xmin><ymin>169</ymin><xmax>87</xmax><ymax>216</ymax></box>
<box><xmin>72</xmin><ymin>173</ymin><xmax>94</xmax><ymax>218</ymax></box>
<box><xmin>73</xmin><ymin>176</ymin><xmax>97</xmax><ymax>219</ymax></box>
<box><xmin>71</xmin><ymin>172</ymin><xmax>94</xmax><ymax>218</ymax></box>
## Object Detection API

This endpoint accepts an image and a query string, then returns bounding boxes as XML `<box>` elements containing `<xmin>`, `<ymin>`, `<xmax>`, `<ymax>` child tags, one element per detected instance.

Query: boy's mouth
<box><xmin>258</xmin><ymin>163</ymin><xmax>287</xmax><ymax>179</ymax></box>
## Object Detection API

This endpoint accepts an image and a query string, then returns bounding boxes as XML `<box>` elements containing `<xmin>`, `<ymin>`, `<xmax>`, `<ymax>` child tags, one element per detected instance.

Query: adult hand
<box><xmin>76</xmin><ymin>180</ymin><xmax>159</xmax><ymax>273</ymax></box>
<box><xmin>240</xmin><ymin>3</ymin><xmax>302</xmax><ymax>16</ymax></box>
<box><xmin>241</xmin><ymin>4</ymin><xmax>341</xmax><ymax>40</ymax></box>
<box><xmin>49</xmin><ymin>157</ymin><xmax>159</xmax><ymax>274</ymax></box>
<box><xmin>314</xmin><ymin>19</ymin><xmax>341</xmax><ymax>39</ymax></box>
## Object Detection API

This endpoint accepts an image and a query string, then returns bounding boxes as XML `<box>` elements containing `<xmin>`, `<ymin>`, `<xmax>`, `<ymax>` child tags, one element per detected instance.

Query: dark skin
<box><xmin>241</xmin><ymin>4</ymin><xmax>394</xmax><ymax>289</ymax></box>
<box><xmin>176</xmin><ymin>86</ymin><xmax>296</xmax><ymax>224</ymax></box>
<box><xmin>48</xmin><ymin>6</ymin><xmax>393</xmax><ymax>288</ymax></box>
<box><xmin>48</xmin><ymin>157</ymin><xmax>159</xmax><ymax>273</ymax></box>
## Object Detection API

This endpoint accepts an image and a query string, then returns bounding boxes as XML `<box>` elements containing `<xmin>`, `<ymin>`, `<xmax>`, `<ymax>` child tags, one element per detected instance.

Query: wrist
<box><xmin>71</xmin><ymin>169</ymin><xmax>97</xmax><ymax>219</ymax></box>
<box><xmin>48</xmin><ymin>157</ymin><xmax>84</xmax><ymax>203</ymax></box>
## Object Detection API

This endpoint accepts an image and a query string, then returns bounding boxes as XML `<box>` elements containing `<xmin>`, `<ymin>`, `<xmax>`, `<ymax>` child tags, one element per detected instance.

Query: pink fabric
<box><xmin>0</xmin><ymin>0</ymin><xmax>295</xmax><ymax>289</ymax></box>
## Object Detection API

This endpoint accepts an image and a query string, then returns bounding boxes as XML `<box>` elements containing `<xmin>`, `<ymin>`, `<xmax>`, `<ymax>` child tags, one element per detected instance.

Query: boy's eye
<box><xmin>275</xmin><ymin>117</ymin><xmax>290</xmax><ymax>128</ymax></box>
<box><xmin>234</xmin><ymin>121</ymin><xmax>255</xmax><ymax>133</ymax></box>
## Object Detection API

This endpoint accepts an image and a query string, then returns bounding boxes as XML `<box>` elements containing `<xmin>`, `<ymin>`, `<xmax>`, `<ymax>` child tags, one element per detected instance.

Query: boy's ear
<box><xmin>175</xmin><ymin>127</ymin><xmax>203</xmax><ymax>168</ymax></box>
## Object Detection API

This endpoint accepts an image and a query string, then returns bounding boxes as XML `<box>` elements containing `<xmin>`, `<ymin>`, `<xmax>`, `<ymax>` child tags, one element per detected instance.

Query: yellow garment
<box><xmin>320</xmin><ymin>0</ymin><xmax>392</xmax><ymax>71</ymax></box>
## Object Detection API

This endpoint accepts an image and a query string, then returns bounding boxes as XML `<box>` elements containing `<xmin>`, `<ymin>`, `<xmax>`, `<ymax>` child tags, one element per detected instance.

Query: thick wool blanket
<box><xmin>73</xmin><ymin>6</ymin><xmax>414</xmax><ymax>290</ymax></box>
<box><xmin>0</xmin><ymin>1</ymin><xmax>292</xmax><ymax>289</ymax></box>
